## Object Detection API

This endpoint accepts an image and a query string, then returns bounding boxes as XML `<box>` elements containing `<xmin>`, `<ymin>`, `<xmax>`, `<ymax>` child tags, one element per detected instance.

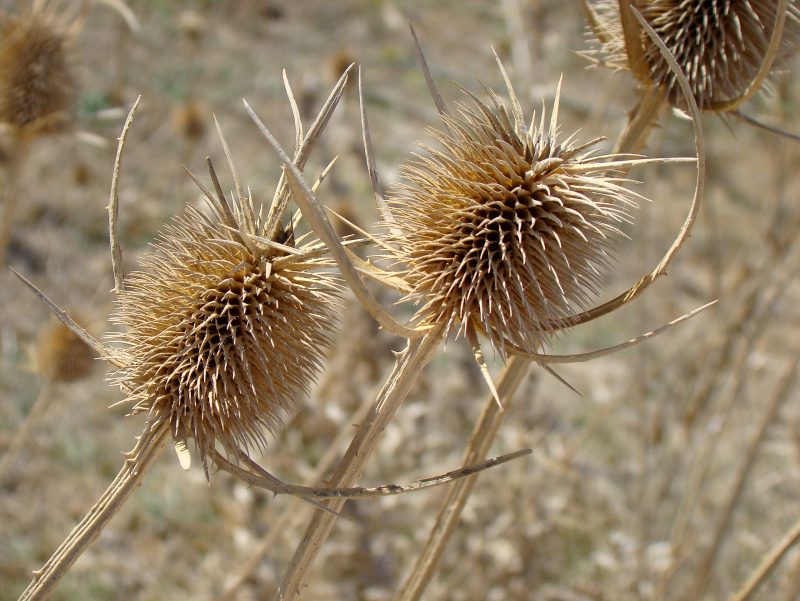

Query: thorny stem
<box><xmin>216</xmin><ymin>447</ymin><xmax>531</xmax><ymax>499</ymax></box>
<box><xmin>394</xmin><ymin>355</ymin><xmax>531</xmax><ymax>601</ymax></box>
<box><xmin>219</xmin><ymin>376</ymin><xmax>382</xmax><ymax>600</ymax></box>
<box><xmin>277</xmin><ymin>323</ymin><xmax>446</xmax><ymax>601</ymax></box>
<box><xmin>107</xmin><ymin>96</ymin><xmax>141</xmax><ymax>294</ymax></box>
<box><xmin>16</xmin><ymin>420</ymin><xmax>169</xmax><ymax>601</ymax></box>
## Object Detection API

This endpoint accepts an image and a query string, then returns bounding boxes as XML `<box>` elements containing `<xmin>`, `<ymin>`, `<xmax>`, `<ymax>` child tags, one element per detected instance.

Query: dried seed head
<box><xmin>385</xmin><ymin>84</ymin><xmax>637</xmax><ymax>353</ymax></box>
<box><xmin>591</xmin><ymin>0</ymin><xmax>800</xmax><ymax>108</ymax></box>
<box><xmin>110</xmin><ymin>182</ymin><xmax>339</xmax><ymax>474</ymax></box>
<box><xmin>171</xmin><ymin>101</ymin><xmax>206</xmax><ymax>141</ymax></box>
<box><xmin>0</xmin><ymin>8</ymin><xmax>76</xmax><ymax>136</ymax></box>
<box><xmin>35</xmin><ymin>317</ymin><xmax>95</xmax><ymax>383</ymax></box>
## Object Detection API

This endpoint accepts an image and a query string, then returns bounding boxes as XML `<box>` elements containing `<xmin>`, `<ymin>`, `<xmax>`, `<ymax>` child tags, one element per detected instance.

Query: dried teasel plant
<box><xmin>581</xmin><ymin>0</ymin><xmax>800</xmax><ymax>150</ymax></box>
<box><xmin>394</xmin><ymin>18</ymin><xmax>711</xmax><ymax>601</ymax></box>
<box><xmin>0</xmin><ymin>4</ymin><xmax>77</xmax><ymax>137</ymax></box>
<box><xmin>0</xmin><ymin>0</ymin><xmax>139</xmax><ymax>266</ymax></box>
<box><xmin>12</xmin><ymin>71</ymin><xmax>525</xmax><ymax>601</ymax></box>
<box><xmin>244</xmin><ymin>21</ymin><xmax>710</xmax><ymax>598</ymax></box>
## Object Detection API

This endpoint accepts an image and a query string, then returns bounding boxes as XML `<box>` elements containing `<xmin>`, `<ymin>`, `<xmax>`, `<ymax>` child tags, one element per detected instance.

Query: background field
<box><xmin>1</xmin><ymin>1</ymin><xmax>800</xmax><ymax>600</ymax></box>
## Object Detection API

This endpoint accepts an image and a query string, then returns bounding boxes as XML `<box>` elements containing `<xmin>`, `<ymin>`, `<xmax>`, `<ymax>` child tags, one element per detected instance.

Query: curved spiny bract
<box><xmin>0</xmin><ymin>8</ymin><xmax>76</xmax><ymax>136</ymax></box>
<box><xmin>386</xmin><ymin>86</ymin><xmax>638</xmax><ymax>355</ymax></box>
<box><xmin>109</xmin><ymin>196</ymin><xmax>339</xmax><ymax>476</ymax></box>
<box><xmin>592</xmin><ymin>0</ymin><xmax>800</xmax><ymax>109</ymax></box>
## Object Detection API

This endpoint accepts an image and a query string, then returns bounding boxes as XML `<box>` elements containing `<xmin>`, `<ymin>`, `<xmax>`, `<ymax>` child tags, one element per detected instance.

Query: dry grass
<box><xmin>1</xmin><ymin>1</ymin><xmax>800</xmax><ymax>601</ymax></box>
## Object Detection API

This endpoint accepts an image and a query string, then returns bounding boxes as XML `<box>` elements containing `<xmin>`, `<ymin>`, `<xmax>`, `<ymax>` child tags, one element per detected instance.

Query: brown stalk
<box><xmin>730</xmin><ymin>515</ymin><xmax>800</xmax><ymax>601</ymax></box>
<box><xmin>16</xmin><ymin>419</ymin><xmax>169</xmax><ymax>601</ymax></box>
<box><xmin>277</xmin><ymin>324</ymin><xmax>447</xmax><ymax>600</ymax></box>
<box><xmin>653</xmin><ymin>254</ymin><xmax>800</xmax><ymax>601</ymax></box>
<box><xmin>394</xmin><ymin>355</ymin><xmax>531</xmax><ymax>600</ymax></box>
<box><xmin>218</xmin><ymin>384</ymin><xmax>384</xmax><ymax>600</ymax></box>
<box><xmin>107</xmin><ymin>95</ymin><xmax>140</xmax><ymax>293</ymax></box>
<box><xmin>215</xmin><ymin>447</ymin><xmax>531</xmax><ymax>499</ymax></box>
<box><xmin>688</xmin><ymin>359</ymin><xmax>800</xmax><ymax>600</ymax></box>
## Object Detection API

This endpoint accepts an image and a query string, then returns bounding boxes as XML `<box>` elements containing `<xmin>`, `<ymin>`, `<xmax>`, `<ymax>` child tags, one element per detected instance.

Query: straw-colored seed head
<box><xmin>172</xmin><ymin>101</ymin><xmax>206</xmax><ymax>141</ymax></box>
<box><xmin>0</xmin><ymin>9</ymin><xmax>76</xmax><ymax>135</ymax></box>
<box><xmin>386</xmin><ymin>86</ymin><xmax>636</xmax><ymax>353</ymax></box>
<box><xmin>110</xmin><ymin>200</ymin><xmax>339</xmax><ymax>473</ymax></box>
<box><xmin>35</xmin><ymin>318</ymin><xmax>95</xmax><ymax>383</ymax></box>
<box><xmin>592</xmin><ymin>0</ymin><xmax>800</xmax><ymax>108</ymax></box>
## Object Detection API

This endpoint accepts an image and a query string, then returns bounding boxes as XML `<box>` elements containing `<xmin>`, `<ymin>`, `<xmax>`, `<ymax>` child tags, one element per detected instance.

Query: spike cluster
<box><xmin>0</xmin><ymin>8</ymin><xmax>76</xmax><ymax>135</ymax></box>
<box><xmin>592</xmin><ymin>0</ymin><xmax>800</xmax><ymax>108</ymax></box>
<box><xmin>110</xmin><ymin>193</ymin><xmax>339</xmax><ymax>474</ymax></box>
<box><xmin>385</xmin><ymin>86</ymin><xmax>638</xmax><ymax>353</ymax></box>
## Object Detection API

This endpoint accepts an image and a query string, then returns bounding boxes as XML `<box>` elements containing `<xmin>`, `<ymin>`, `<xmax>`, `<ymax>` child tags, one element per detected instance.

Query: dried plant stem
<box><xmin>0</xmin><ymin>385</ymin><xmax>53</xmax><ymax>484</ymax></box>
<box><xmin>394</xmin><ymin>355</ymin><xmax>531</xmax><ymax>601</ymax></box>
<box><xmin>219</xmin><ymin>381</ymin><xmax>380</xmax><ymax>600</ymax></box>
<box><xmin>277</xmin><ymin>324</ymin><xmax>446</xmax><ymax>601</ymax></box>
<box><xmin>16</xmin><ymin>420</ymin><xmax>169</xmax><ymax>601</ymax></box>
<box><xmin>218</xmin><ymin>447</ymin><xmax>530</xmax><ymax>499</ymax></box>
<box><xmin>654</xmin><ymin>259</ymin><xmax>799</xmax><ymax>601</ymax></box>
<box><xmin>730</xmin><ymin>516</ymin><xmax>800</xmax><ymax>601</ymax></box>
<box><xmin>613</xmin><ymin>85</ymin><xmax>666</xmax><ymax>155</ymax></box>
<box><xmin>687</xmin><ymin>360</ymin><xmax>800</xmax><ymax>601</ymax></box>
<box><xmin>107</xmin><ymin>96</ymin><xmax>141</xmax><ymax>293</ymax></box>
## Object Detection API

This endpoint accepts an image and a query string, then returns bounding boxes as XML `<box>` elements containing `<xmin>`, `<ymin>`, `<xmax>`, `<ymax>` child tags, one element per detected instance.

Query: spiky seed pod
<box><xmin>35</xmin><ymin>318</ymin><xmax>95</xmax><ymax>383</ymax></box>
<box><xmin>591</xmin><ymin>0</ymin><xmax>800</xmax><ymax>109</ymax></box>
<box><xmin>0</xmin><ymin>9</ymin><xmax>76</xmax><ymax>135</ymax></box>
<box><xmin>110</xmin><ymin>193</ymin><xmax>339</xmax><ymax>475</ymax></box>
<box><xmin>385</xmin><ymin>86</ymin><xmax>637</xmax><ymax>354</ymax></box>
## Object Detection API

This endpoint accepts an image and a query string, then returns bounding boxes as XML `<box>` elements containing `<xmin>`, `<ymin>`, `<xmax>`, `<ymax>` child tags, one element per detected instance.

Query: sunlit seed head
<box><xmin>0</xmin><ymin>8</ymin><xmax>76</xmax><ymax>136</ymax></box>
<box><xmin>110</xmin><ymin>195</ymin><xmax>339</xmax><ymax>475</ymax></box>
<box><xmin>591</xmin><ymin>0</ymin><xmax>800</xmax><ymax>108</ymax></box>
<box><xmin>385</xmin><ymin>84</ymin><xmax>638</xmax><ymax>354</ymax></box>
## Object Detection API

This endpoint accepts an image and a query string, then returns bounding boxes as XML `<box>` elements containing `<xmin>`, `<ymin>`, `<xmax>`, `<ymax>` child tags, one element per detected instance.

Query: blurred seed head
<box><xmin>35</xmin><ymin>317</ymin><xmax>95</xmax><ymax>383</ymax></box>
<box><xmin>385</xmin><ymin>83</ymin><xmax>638</xmax><ymax>354</ymax></box>
<box><xmin>591</xmin><ymin>0</ymin><xmax>800</xmax><ymax>108</ymax></box>
<box><xmin>109</xmin><ymin>173</ymin><xmax>340</xmax><ymax>474</ymax></box>
<box><xmin>177</xmin><ymin>9</ymin><xmax>206</xmax><ymax>46</ymax></box>
<box><xmin>0</xmin><ymin>7</ymin><xmax>77</xmax><ymax>137</ymax></box>
<box><xmin>171</xmin><ymin>101</ymin><xmax>206</xmax><ymax>142</ymax></box>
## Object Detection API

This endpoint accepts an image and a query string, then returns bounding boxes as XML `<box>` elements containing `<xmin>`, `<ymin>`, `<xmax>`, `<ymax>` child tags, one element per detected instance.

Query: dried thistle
<box><xmin>385</xmin><ymin>83</ymin><xmax>636</xmax><ymax>354</ymax></box>
<box><xmin>588</xmin><ymin>0</ymin><xmax>800</xmax><ymax>110</ymax></box>
<box><xmin>109</xmin><ymin>187</ymin><xmax>340</xmax><ymax>475</ymax></box>
<box><xmin>0</xmin><ymin>6</ymin><xmax>77</xmax><ymax>137</ymax></box>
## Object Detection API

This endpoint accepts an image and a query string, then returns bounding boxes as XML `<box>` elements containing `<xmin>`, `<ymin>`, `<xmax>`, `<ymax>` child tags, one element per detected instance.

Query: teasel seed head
<box><xmin>385</xmin><ymin>82</ymin><xmax>638</xmax><ymax>354</ymax></box>
<box><xmin>589</xmin><ymin>0</ymin><xmax>800</xmax><ymax>109</ymax></box>
<box><xmin>109</xmin><ymin>169</ymin><xmax>340</xmax><ymax>475</ymax></box>
<box><xmin>0</xmin><ymin>7</ymin><xmax>77</xmax><ymax>137</ymax></box>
